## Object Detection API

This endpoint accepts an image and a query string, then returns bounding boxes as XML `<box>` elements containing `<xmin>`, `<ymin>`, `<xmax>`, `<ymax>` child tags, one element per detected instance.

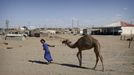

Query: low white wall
<box><xmin>121</xmin><ymin>27</ymin><xmax>134</xmax><ymax>35</ymax></box>
<box><xmin>5</xmin><ymin>34</ymin><xmax>26</xmax><ymax>40</ymax></box>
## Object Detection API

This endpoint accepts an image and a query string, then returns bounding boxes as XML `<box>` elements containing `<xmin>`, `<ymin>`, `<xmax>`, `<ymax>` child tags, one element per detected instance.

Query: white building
<box><xmin>92</xmin><ymin>21</ymin><xmax>134</xmax><ymax>35</ymax></box>
<box><xmin>105</xmin><ymin>21</ymin><xmax>134</xmax><ymax>35</ymax></box>
<box><xmin>120</xmin><ymin>22</ymin><xmax>134</xmax><ymax>35</ymax></box>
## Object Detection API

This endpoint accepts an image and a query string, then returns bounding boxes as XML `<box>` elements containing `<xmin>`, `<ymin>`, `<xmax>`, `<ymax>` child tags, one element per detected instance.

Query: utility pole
<box><xmin>5</xmin><ymin>20</ymin><xmax>9</xmax><ymax>34</ymax></box>
<box><xmin>72</xmin><ymin>19</ymin><xmax>74</xmax><ymax>28</ymax></box>
<box><xmin>6</xmin><ymin>20</ymin><xmax>9</xmax><ymax>29</ymax></box>
<box><xmin>77</xmin><ymin>20</ymin><xmax>79</xmax><ymax>28</ymax></box>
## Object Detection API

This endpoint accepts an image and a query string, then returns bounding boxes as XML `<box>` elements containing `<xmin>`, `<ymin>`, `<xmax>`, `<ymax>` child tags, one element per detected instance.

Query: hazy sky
<box><xmin>0</xmin><ymin>0</ymin><xmax>134</xmax><ymax>28</ymax></box>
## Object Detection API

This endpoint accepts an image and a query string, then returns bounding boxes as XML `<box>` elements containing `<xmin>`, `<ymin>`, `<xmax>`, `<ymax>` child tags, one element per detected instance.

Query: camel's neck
<box><xmin>66</xmin><ymin>42</ymin><xmax>77</xmax><ymax>48</ymax></box>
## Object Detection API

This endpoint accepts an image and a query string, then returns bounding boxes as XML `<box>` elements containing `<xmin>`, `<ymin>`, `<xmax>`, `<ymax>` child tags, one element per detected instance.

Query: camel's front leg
<box><xmin>76</xmin><ymin>51</ymin><xmax>81</xmax><ymax>67</ymax></box>
<box><xmin>79</xmin><ymin>51</ymin><xmax>82</xmax><ymax>67</ymax></box>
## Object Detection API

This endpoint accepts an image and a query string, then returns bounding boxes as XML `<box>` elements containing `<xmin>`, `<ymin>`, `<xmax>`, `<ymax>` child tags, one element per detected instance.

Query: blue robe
<box><xmin>43</xmin><ymin>43</ymin><xmax>53</xmax><ymax>62</ymax></box>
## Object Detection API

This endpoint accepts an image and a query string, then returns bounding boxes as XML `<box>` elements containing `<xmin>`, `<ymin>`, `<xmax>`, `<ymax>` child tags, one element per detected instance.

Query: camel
<box><xmin>62</xmin><ymin>34</ymin><xmax>104</xmax><ymax>71</ymax></box>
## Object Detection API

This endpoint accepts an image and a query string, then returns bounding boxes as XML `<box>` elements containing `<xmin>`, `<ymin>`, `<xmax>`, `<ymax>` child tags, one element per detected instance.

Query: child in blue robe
<box><xmin>40</xmin><ymin>39</ymin><xmax>55</xmax><ymax>64</ymax></box>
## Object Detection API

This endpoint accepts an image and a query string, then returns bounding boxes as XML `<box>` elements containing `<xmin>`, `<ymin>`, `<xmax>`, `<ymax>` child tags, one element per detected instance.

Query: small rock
<box><xmin>6</xmin><ymin>47</ymin><xmax>13</xmax><ymax>49</ymax></box>
<box><xmin>3</xmin><ymin>42</ymin><xmax>8</xmax><ymax>45</ymax></box>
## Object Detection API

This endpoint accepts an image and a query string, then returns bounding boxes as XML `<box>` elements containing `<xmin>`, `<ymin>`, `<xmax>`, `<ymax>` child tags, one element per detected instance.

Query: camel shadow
<box><xmin>28</xmin><ymin>60</ymin><xmax>116</xmax><ymax>72</ymax></box>
<box><xmin>28</xmin><ymin>60</ymin><xmax>48</xmax><ymax>65</ymax></box>
<box><xmin>28</xmin><ymin>60</ymin><xmax>92</xmax><ymax>70</ymax></box>
<box><xmin>59</xmin><ymin>63</ymin><xmax>91</xmax><ymax>69</ymax></box>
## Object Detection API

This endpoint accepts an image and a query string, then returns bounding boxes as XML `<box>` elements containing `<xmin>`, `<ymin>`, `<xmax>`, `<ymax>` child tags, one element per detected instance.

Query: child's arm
<box><xmin>48</xmin><ymin>44</ymin><xmax>55</xmax><ymax>47</ymax></box>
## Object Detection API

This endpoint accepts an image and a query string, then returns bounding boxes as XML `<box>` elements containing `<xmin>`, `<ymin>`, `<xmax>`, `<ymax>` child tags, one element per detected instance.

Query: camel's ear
<box><xmin>62</xmin><ymin>40</ymin><xmax>66</xmax><ymax>44</ymax></box>
<box><xmin>65</xmin><ymin>39</ymin><xmax>71</xmax><ymax>43</ymax></box>
<box><xmin>61</xmin><ymin>39</ymin><xmax>68</xmax><ymax>46</ymax></box>
<box><xmin>62</xmin><ymin>41</ymin><xmax>64</xmax><ymax>44</ymax></box>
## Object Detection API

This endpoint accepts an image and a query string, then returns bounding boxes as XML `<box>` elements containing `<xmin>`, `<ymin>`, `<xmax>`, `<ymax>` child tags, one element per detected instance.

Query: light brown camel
<box><xmin>62</xmin><ymin>34</ymin><xmax>104</xmax><ymax>71</ymax></box>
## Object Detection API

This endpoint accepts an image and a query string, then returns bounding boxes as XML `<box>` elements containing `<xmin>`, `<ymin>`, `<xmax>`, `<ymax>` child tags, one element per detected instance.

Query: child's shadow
<box><xmin>28</xmin><ymin>60</ymin><xmax>48</xmax><ymax>64</ymax></box>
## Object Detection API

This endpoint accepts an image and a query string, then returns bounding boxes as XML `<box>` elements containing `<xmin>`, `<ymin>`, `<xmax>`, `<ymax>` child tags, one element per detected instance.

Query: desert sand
<box><xmin>0</xmin><ymin>34</ymin><xmax>134</xmax><ymax>75</ymax></box>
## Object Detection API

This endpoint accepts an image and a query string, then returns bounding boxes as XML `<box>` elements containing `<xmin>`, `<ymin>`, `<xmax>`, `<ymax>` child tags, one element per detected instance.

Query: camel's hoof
<box><xmin>79</xmin><ymin>64</ymin><xmax>82</xmax><ymax>67</ymax></box>
<box><xmin>102</xmin><ymin>69</ymin><xmax>104</xmax><ymax>72</ymax></box>
<box><xmin>92</xmin><ymin>67</ymin><xmax>95</xmax><ymax>70</ymax></box>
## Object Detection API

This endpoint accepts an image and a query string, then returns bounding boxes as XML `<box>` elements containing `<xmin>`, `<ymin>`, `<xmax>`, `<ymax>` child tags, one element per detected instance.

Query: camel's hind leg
<box><xmin>99</xmin><ymin>54</ymin><xmax>104</xmax><ymax>71</ymax></box>
<box><xmin>93</xmin><ymin>48</ymin><xmax>104</xmax><ymax>71</ymax></box>
<box><xmin>93</xmin><ymin>49</ymin><xmax>99</xmax><ymax>70</ymax></box>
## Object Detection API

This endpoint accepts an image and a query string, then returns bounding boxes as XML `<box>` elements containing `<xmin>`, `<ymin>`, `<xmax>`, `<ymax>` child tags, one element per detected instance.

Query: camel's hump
<box><xmin>77</xmin><ymin>35</ymin><xmax>93</xmax><ymax>46</ymax></box>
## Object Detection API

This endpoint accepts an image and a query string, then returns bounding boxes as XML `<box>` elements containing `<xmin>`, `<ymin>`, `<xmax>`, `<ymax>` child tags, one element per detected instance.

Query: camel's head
<box><xmin>62</xmin><ymin>39</ymin><xmax>71</xmax><ymax>45</ymax></box>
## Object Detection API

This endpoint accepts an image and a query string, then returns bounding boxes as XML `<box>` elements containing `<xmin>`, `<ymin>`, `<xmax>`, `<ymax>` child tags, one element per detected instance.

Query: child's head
<box><xmin>40</xmin><ymin>39</ymin><xmax>46</xmax><ymax>44</ymax></box>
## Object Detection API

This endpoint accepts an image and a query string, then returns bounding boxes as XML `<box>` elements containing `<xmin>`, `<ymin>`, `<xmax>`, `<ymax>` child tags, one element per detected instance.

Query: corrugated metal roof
<box><xmin>121</xmin><ymin>21</ymin><xmax>134</xmax><ymax>27</ymax></box>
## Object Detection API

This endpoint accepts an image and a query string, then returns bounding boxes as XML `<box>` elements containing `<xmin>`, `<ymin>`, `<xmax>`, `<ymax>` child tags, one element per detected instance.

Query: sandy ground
<box><xmin>0</xmin><ymin>34</ymin><xmax>134</xmax><ymax>75</ymax></box>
